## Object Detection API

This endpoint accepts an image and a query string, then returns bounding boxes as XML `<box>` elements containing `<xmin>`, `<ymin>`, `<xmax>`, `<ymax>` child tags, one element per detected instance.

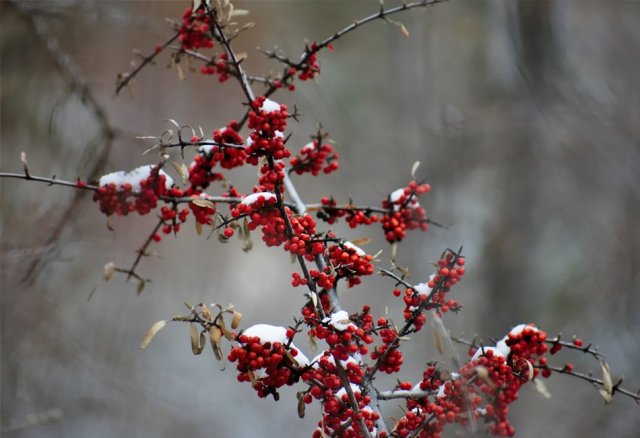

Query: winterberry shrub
<box><xmin>2</xmin><ymin>1</ymin><xmax>639</xmax><ymax>437</ymax></box>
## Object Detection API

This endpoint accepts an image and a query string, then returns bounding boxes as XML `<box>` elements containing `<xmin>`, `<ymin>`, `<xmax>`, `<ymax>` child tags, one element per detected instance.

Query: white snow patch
<box><xmin>99</xmin><ymin>165</ymin><xmax>173</xmax><ymax>192</ymax></box>
<box><xmin>495</xmin><ymin>324</ymin><xmax>539</xmax><ymax>357</ymax></box>
<box><xmin>301</xmin><ymin>141</ymin><xmax>315</xmax><ymax>152</ymax></box>
<box><xmin>335</xmin><ymin>383</ymin><xmax>361</xmax><ymax>399</ymax></box>
<box><xmin>242</xmin><ymin>324</ymin><xmax>309</xmax><ymax>367</ymax></box>
<box><xmin>344</xmin><ymin>241</ymin><xmax>366</xmax><ymax>257</ymax></box>
<box><xmin>324</xmin><ymin>310</ymin><xmax>355</xmax><ymax>332</ymax></box>
<box><xmin>241</xmin><ymin>192</ymin><xmax>276</xmax><ymax>206</ymax></box>
<box><xmin>243</xmin><ymin>324</ymin><xmax>288</xmax><ymax>344</ymax></box>
<box><xmin>389</xmin><ymin>187</ymin><xmax>420</xmax><ymax>211</ymax></box>
<box><xmin>261</xmin><ymin>98</ymin><xmax>281</xmax><ymax>113</ymax></box>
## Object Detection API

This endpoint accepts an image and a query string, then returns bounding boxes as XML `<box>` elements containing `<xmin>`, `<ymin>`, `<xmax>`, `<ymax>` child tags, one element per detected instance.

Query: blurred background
<box><xmin>2</xmin><ymin>1</ymin><xmax>639</xmax><ymax>437</ymax></box>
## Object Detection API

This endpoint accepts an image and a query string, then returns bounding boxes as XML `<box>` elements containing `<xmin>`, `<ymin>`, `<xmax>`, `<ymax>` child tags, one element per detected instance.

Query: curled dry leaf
<box><xmin>297</xmin><ymin>392</ymin><xmax>306</xmax><ymax>418</ymax></box>
<box><xmin>599</xmin><ymin>360</ymin><xmax>614</xmax><ymax>403</ymax></box>
<box><xmin>140</xmin><ymin>320</ymin><xmax>168</xmax><ymax>349</ymax></box>
<box><xmin>201</xmin><ymin>303</ymin><xmax>213</xmax><ymax>321</ymax></box>
<box><xmin>20</xmin><ymin>151</ymin><xmax>28</xmax><ymax>167</ymax></box>
<box><xmin>231</xmin><ymin>311</ymin><xmax>242</xmax><ymax>329</ymax></box>
<box><xmin>171</xmin><ymin>161</ymin><xmax>189</xmax><ymax>185</ymax></box>
<box><xmin>411</xmin><ymin>161</ymin><xmax>421</xmax><ymax>179</ymax></box>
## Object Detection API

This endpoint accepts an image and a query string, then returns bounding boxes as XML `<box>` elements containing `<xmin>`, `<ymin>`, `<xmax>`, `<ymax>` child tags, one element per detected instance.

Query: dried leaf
<box><xmin>20</xmin><ymin>151</ymin><xmax>28</xmax><ymax>167</ymax></box>
<box><xmin>209</xmin><ymin>327</ymin><xmax>223</xmax><ymax>361</ymax></box>
<box><xmin>411</xmin><ymin>161</ymin><xmax>421</xmax><ymax>179</ymax></box>
<box><xmin>432</xmin><ymin>328</ymin><xmax>444</xmax><ymax>355</ymax></box>
<box><xmin>391</xmin><ymin>242</ymin><xmax>398</xmax><ymax>262</ymax></box>
<box><xmin>474</xmin><ymin>365</ymin><xmax>494</xmax><ymax>388</ymax></box>
<box><xmin>201</xmin><ymin>303</ymin><xmax>213</xmax><ymax>321</ymax></box>
<box><xmin>520</xmin><ymin>359</ymin><xmax>534</xmax><ymax>381</ymax></box>
<box><xmin>171</xmin><ymin>161</ymin><xmax>189</xmax><ymax>185</ymax></box>
<box><xmin>140</xmin><ymin>320</ymin><xmax>167</xmax><ymax>349</ymax></box>
<box><xmin>297</xmin><ymin>392</ymin><xmax>306</xmax><ymax>418</ymax></box>
<box><xmin>309</xmin><ymin>333</ymin><xmax>318</xmax><ymax>352</ymax></box>
<box><xmin>190</xmin><ymin>323</ymin><xmax>199</xmax><ymax>355</ymax></box>
<box><xmin>106</xmin><ymin>218</ymin><xmax>115</xmax><ymax>231</ymax></box>
<box><xmin>350</xmin><ymin>237</ymin><xmax>372</xmax><ymax>247</ymax></box>
<box><xmin>137</xmin><ymin>279</ymin><xmax>146</xmax><ymax>295</ymax></box>
<box><xmin>310</xmin><ymin>291</ymin><xmax>318</xmax><ymax>308</ymax></box>
<box><xmin>192</xmin><ymin>198</ymin><xmax>216</xmax><ymax>209</ymax></box>
<box><xmin>600</xmin><ymin>360</ymin><xmax>614</xmax><ymax>403</ymax></box>
<box><xmin>195</xmin><ymin>221</ymin><xmax>203</xmax><ymax>236</ymax></box>
<box><xmin>398</xmin><ymin>22</ymin><xmax>410</xmax><ymax>37</ymax></box>
<box><xmin>231</xmin><ymin>8</ymin><xmax>250</xmax><ymax>17</ymax></box>
<box><xmin>103</xmin><ymin>262</ymin><xmax>116</xmax><ymax>281</ymax></box>
<box><xmin>533</xmin><ymin>378</ymin><xmax>552</xmax><ymax>399</ymax></box>
<box><xmin>231</xmin><ymin>311</ymin><xmax>242</xmax><ymax>329</ymax></box>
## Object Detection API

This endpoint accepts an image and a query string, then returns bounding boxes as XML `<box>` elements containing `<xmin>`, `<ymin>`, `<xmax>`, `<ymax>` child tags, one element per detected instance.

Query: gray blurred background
<box><xmin>1</xmin><ymin>1</ymin><xmax>639</xmax><ymax>437</ymax></box>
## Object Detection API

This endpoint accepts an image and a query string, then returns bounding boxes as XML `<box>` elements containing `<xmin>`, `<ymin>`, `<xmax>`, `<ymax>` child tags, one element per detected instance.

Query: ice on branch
<box><xmin>99</xmin><ymin>165</ymin><xmax>174</xmax><ymax>192</ymax></box>
<box><xmin>240</xmin><ymin>191</ymin><xmax>277</xmax><ymax>206</ymax></box>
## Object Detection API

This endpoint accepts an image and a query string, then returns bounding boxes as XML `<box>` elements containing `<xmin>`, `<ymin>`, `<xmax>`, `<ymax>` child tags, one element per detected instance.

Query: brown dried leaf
<box><xmin>432</xmin><ymin>328</ymin><xmax>444</xmax><ymax>355</ymax></box>
<box><xmin>191</xmin><ymin>198</ymin><xmax>216</xmax><ymax>209</ymax></box>
<box><xmin>195</xmin><ymin>221</ymin><xmax>203</xmax><ymax>236</ymax></box>
<box><xmin>140</xmin><ymin>320</ymin><xmax>167</xmax><ymax>349</ymax></box>
<box><xmin>297</xmin><ymin>392</ymin><xmax>306</xmax><ymax>418</ymax></box>
<box><xmin>201</xmin><ymin>303</ymin><xmax>213</xmax><ymax>321</ymax></box>
<box><xmin>190</xmin><ymin>323</ymin><xmax>199</xmax><ymax>355</ymax></box>
<box><xmin>231</xmin><ymin>311</ymin><xmax>242</xmax><ymax>329</ymax></box>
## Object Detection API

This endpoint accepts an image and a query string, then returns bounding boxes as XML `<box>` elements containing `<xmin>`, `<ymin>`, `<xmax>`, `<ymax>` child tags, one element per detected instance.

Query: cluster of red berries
<box><xmin>178</xmin><ymin>7</ymin><xmax>214</xmax><ymax>51</ymax></box>
<box><xmin>228</xmin><ymin>328</ymin><xmax>305</xmax><ymax>400</ymax></box>
<box><xmin>297</xmin><ymin>42</ymin><xmax>322</xmax><ymax>81</ymax></box>
<box><xmin>160</xmin><ymin>206</ymin><xmax>189</xmax><ymax>234</ymax></box>
<box><xmin>199</xmin><ymin>53</ymin><xmax>230</xmax><ymax>82</ymax></box>
<box><xmin>93</xmin><ymin>167</ymin><xmax>172</xmax><ymax>217</ymax></box>
<box><xmin>290</xmin><ymin>139</ymin><xmax>339</xmax><ymax>176</ymax></box>
<box><xmin>246</xmin><ymin>97</ymin><xmax>290</xmax><ymax>161</ymax></box>
<box><xmin>258</xmin><ymin>160</ymin><xmax>286</xmax><ymax>193</ymax></box>
<box><xmin>316</xmin><ymin>197</ymin><xmax>379</xmax><ymax>228</ymax></box>
<box><xmin>370</xmin><ymin>320</ymin><xmax>403</xmax><ymax>374</ymax></box>
<box><xmin>381</xmin><ymin>181</ymin><xmax>431</xmax><ymax>243</ymax></box>
<box><xmin>189</xmin><ymin>195</ymin><xmax>217</xmax><ymax>225</ymax></box>
<box><xmin>211</xmin><ymin>122</ymin><xmax>246</xmax><ymax>169</ymax></box>
<box><xmin>311</xmin><ymin>385</ymin><xmax>379</xmax><ymax>438</ymax></box>
<box><xmin>326</xmin><ymin>243</ymin><xmax>374</xmax><ymax>288</ymax></box>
